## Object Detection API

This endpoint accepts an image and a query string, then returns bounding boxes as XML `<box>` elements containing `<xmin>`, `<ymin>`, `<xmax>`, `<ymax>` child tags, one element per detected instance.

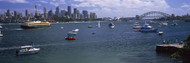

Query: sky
<box><xmin>0</xmin><ymin>0</ymin><xmax>190</xmax><ymax>18</ymax></box>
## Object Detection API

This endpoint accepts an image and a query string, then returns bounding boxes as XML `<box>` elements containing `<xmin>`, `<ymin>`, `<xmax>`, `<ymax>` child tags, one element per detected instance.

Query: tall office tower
<box><xmin>25</xmin><ymin>9</ymin><xmax>29</xmax><ymax>17</ymax></box>
<box><xmin>77</xmin><ymin>10</ymin><xmax>80</xmax><ymax>19</ymax></box>
<box><xmin>14</xmin><ymin>11</ymin><xmax>17</xmax><ymax>19</ymax></box>
<box><xmin>6</xmin><ymin>9</ymin><xmax>11</xmax><ymax>18</ymax></box>
<box><xmin>61</xmin><ymin>10</ymin><xmax>66</xmax><ymax>17</ymax></box>
<box><xmin>44</xmin><ymin>7</ymin><xmax>47</xmax><ymax>19</ymax></box>
<box><xmin>82</xmin><ymin>10</ymin><xmax>88</xmax><ymax>19</ymax></box>
<box><xmin>74</xmin><ymin>8</ymin><xmax>77</xmax><ymax>19</ymax></box>
<box><xmin>48</xmin><ymin>9</ymin><xmax>53</xmax><ymax>18</ymax></box>
<box><xmin>80</xmin><ymin>14</ymin><xmax>84</xmax><ymax>19</ymax></box>
<box><xmin>55</xmin><ymin>6</ymin><xmax>59</xmax><ymax>17</ymax></box>
<box><xmin>67</xmin><ymin>6</ymin><xmax>71</xmax><ymax>18</ymax></box>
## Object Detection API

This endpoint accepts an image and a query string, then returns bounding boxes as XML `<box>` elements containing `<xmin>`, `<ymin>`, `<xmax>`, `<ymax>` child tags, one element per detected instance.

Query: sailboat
<box><xmin>97</xmin><ymin>21</ymin><xmax>101</xmax><ymax>28</ymax></box>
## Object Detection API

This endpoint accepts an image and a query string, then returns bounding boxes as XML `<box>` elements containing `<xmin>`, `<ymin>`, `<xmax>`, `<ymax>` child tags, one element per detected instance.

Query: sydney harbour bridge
<box><xmin>139</xmin><ymin>11</ymin><xmax>171</xmax><ymax>19</ymax></box>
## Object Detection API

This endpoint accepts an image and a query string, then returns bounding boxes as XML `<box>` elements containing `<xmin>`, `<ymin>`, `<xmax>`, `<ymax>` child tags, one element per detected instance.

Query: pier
<box><xmin>156</xmin><ymin>43</ymin><xmax>184</xmax><ymax>53</ymax></box>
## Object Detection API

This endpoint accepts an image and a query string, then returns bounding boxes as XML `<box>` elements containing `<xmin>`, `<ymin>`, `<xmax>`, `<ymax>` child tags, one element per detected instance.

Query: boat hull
<box><xmin>21</xmin><ymin>25</ymin><xmax>50</xmax><ymax>29</ymax></box>
<box><xmin>140</xmin><ymin>29</ymin><xmax>157</xmax><ymax>32</ymax></box>
<box><xmin>65</xmin><ymin>37</ymin><xmax>76</xmax><ymax>40</ymax></box>
<box><xmin>16</xmin><ymin>50</ymin><xmax>39</xmax><ymax>55</ymax></box>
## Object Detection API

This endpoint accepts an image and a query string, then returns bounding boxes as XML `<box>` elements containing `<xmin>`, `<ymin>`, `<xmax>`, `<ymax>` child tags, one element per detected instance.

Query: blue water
<box><xmin>0</xmin><ymin>21</ymin><xmax>189</xmax><ymax>63</ymax></box>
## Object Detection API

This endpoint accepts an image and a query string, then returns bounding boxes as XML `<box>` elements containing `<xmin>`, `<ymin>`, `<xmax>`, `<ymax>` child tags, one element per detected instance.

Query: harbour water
<box><xmin>0</xmin><ymin>21</ymin><xmax>190</xmax><ymax>63</ymax></box>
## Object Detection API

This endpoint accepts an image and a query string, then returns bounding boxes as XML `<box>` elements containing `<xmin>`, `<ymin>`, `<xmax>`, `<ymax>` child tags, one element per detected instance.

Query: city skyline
<box><xmin>0</xmin><ymin>0</ymin><xmax>190</xmax><ymax>18</ymax></box>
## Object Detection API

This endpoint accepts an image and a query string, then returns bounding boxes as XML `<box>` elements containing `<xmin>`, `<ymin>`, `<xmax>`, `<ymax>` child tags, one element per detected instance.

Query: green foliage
<box><xmin>171</xmin><ymin>52</ymin><xmax>180</xmax><ymax>59</ymax></box>
<box><xmin>185</xmin><ymin>34</ymin><xmax>190</xmax><ymax>42</ymax></box>
<box><xmin>171</xmin><ymin>34</ymin><xmax>190</xmax><ymax>59</ymax></box>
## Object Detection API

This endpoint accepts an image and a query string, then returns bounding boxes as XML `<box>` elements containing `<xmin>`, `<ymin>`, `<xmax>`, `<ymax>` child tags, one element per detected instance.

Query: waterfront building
<box><xmin>90</xmin><ymin>12</ymin><xmax>97</xmax><ymax>19</ymax></box>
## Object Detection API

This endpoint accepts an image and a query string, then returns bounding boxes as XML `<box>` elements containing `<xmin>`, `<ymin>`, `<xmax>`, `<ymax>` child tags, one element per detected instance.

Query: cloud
<box><xmin>0</xmin><ymin>0</ymin><xmax>28</xmax><ymax>3</ymax></box>
<box><xmin>73</xmin><ymin>0</ymin><xmax>171</xmax><ymax>17</ymax></box>
<box><xmin>40</xmin><ymin>0</ymin><xmax>48</xmax><ymax>4</ymax></box>
<box><xmin>42</xmin><ymin>0</ymin><xmax>66</xmax><ymax>6</ymax></box>
<box><xmin>181</xmin><ymin>4</ymin><xmax>190</xmax><ymax>8</ymax></box>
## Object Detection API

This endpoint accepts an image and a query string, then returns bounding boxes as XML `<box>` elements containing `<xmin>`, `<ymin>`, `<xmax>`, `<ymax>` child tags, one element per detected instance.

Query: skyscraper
<box><xmin>74</xmin><ymin>8</ymin><xmax>78</xmax><ymax>19</ymax></box>
<box><xmin>44</xmin><ymin>7</ymin><xmax>47</xmax><ymax>18</ymax></box>
<box><xmin>6</xmin><ymin>9</ymin><xmax>11</xmax><ymax>17</ymax></box>
<box><xmin>55</xmin><ymin>6</ymin><xmax>59</xmax><ymax>17</ymax></box>
<box><xmin>61</xmin><ymin>10</ymin><xmax>66</xmax><ymax>17</ymax></box>
<box><xmin>14</xmin><ymin>11</ymin><xmax>17</xmax><ymax>19</ymax></box>
<box><xmin>48</xmin><ymin>9</ymin><xmax>53</xmax><ymax>18</ymax></box>
<box><xmin>67</xmin><ymin>6</ymin><xmax>71</xmax><ymax>18</ymax></box>
<box><xmin>25</xmin><ymin>9</ymin><xmax>29</xmax><ymax>17</ymax></box>
<box><xmin>35</xmin><ymin>5</ymin><xmax>38</xmax><ymax>17</ymax></box>
<box><xmin>82</xmin><ymin>10</ymin><xmax>88</xmax><ymax>19</ymax></box>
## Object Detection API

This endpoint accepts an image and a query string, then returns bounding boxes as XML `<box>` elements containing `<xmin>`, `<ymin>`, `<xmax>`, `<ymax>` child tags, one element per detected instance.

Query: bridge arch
<box><xmin>140</xmin><ymin>11</ymin><xmax>170</xmax><ymax>19</ymax></box>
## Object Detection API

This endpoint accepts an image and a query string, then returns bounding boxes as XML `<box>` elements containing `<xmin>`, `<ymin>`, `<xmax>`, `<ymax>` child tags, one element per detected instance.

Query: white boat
<box><xmin>133</xmin><ymin>22</ymin><xmax>141</xmax><ymax>29</ymax></box>
<box><xmin>88</xmin><ymin>25</ymin><xmax>93</xmax><ymax>28</ymax></box>
<box><xmin>109</xmin><ymin>22</ymin><xmax>115</xmax><ymax>29</ymax></box>
<box><xmin>0</xmin><ymin>31</ymin><xmax>3</xmax><ymax>37</ymax></box>
<box><xmin>0</xmin><ymin>25</ymin><xmax>2</xmax><ymax>29</ymax></box>
<box><xmin>68</xmin><ymin>29</ymin><xmax>80</xmax><ymax>36</ymax></box>
<box><xmin>72</xmin><ymin>29</ymin><xmax>79</xmax><ymax>32</ymax></box>
<box><xmin>171</xmin><ymin>23</ymin><xmax>178</xmax><ymax>26</ymax></box>
<box><xmin>139</xmin><ymin>22</ymin><xmax>157</xmax><ymax>32</ymax></box>
<box><xmin>16</xmin><ymin>45</ymin><xmax>40</xmax><ymax>55</ymax></box>
<box><xmin>160</xmin><ymin>22</ymin><xmax>168</xmax><ymax>26</ymax></box>
<box><xmin>158</xmin><ymin>31</ymin><xmax>163</xmax><ymax>35</ymax></box>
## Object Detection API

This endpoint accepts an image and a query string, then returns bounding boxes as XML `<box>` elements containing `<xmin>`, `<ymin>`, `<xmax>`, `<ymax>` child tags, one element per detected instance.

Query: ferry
<box><xmin>16</xmin><ymin>45</ymin><xmax>40</xmax><ymax>55</ymax></box>
<box><xmin>21</xmin><ymin>21</ymin><xmax>51</xmax><ymax>29</ymax></box>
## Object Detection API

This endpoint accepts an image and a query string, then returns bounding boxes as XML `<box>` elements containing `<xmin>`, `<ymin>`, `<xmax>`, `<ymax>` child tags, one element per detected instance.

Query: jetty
<box><xmin>156</xmin><ymin>43</ymin><xmax>184</xmax><ymax>53</ymax></box>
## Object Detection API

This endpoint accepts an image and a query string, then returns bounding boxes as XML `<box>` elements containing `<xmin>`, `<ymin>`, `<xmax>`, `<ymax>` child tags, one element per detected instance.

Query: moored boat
<box><xmin>139</xmin><ymin>22</ymin><xmax>157</xmax><ymax>32</ymax></box>
<box><xmin>65</xmin><ymin>37</ymin><xmax>76</xmax><ymax>40</ymax></box>
<box><xmin>158</xmin><ymin>31</ymin><xmax>163</xmax><ymax>35</ymax></box>
<box><xmin>133</xmin><ymin>22</ymin><xmax>141</xmax><ymax>29</ymax></box>
<box><xmin>16</xmin><ymin>45</ymin><xmax>40</xmax><ymax>55</ymax></box>
<box><xmin>88</xmin><ymin>25</ymin><xmax>93</xmax><ymax>28</ymax></box>
<box><xmin>109</xmin><ymin>22</ymin><xmax>115</xmax><ymax>29</ymax></box>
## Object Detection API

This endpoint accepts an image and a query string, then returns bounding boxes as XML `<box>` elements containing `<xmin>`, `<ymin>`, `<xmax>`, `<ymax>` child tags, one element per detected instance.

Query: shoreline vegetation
<box><xmin>171</xmin><ymin>34</ymin><xmax>190</xmax><ymax>63</ymax></box>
